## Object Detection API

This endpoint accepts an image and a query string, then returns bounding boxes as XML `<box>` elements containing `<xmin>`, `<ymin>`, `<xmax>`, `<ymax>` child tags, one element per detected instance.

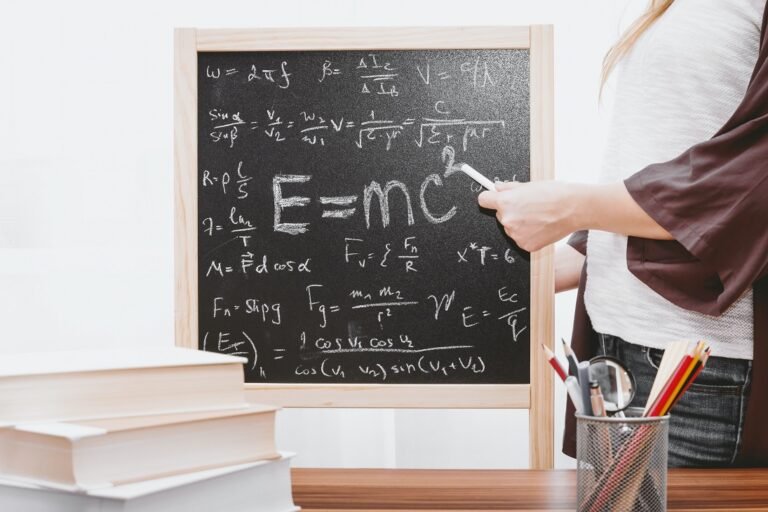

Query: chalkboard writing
<box><xmin>198</xmin><ymin>49</ymin><xmax>530</xmax><ymax>384</ymax></box>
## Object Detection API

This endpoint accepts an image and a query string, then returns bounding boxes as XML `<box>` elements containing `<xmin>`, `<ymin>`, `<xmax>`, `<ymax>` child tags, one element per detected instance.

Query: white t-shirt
<box><xmin>584</xmin><ymin>0</ymin><xmax>764</xmax><ymax>360</ymax></box>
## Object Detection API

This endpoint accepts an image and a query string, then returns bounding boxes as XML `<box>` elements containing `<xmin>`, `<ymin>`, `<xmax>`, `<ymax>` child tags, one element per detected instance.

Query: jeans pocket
<box><xmin>644</xmin><ymin>347</ymin><xmax>663</xmax><ymax>370</ymax></box>
<box><xmin>686</xmin><ymin>382</ymin><xmax>741</xmax><ymax>396</ymax></box>
<box><xmin>668</xmin><ymin>382</ymin><xmax>743</xmax><ymax>466</ymax></box>
<box><xmin>694</xmin><ymin>357</ymin><xmax>751</xmax><ymax>389</ymax></box>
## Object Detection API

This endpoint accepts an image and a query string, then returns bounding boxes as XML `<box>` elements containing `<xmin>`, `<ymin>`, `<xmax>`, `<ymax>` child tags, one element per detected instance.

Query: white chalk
<box><xmin>457</xmin><ymin>163</ymin><xmax>497</xmax><ymax>191</ymax></box>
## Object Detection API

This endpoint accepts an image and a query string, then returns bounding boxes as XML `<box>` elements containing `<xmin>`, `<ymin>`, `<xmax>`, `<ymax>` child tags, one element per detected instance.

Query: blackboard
<box><xmin>196</xmin><ymin>49</ymin><xmax>531</xmax><ymax>385</ymax></box>
<box><xmin>176</xmin><ymin>25</ymin><xmax>554</xmax><ymax>467</ymax></box>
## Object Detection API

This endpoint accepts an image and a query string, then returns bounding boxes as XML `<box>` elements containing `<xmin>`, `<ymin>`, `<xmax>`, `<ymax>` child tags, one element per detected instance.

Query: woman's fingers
<box><xmin>478</xmin><ymin>181</ymin><xmax>522</xmax><ymax>210</ymax></box>
<box><xmin>477</xmin><ymin>190</ymin><xmax>499</xmax><ymax>209</ymax></box>
<box><xmin>475</xmin><ymin>180</ymin><xmax>577</xmax><ymax>251</ymax></box>
<box><xmin>494</xmin><ymin>181</ymin><xmax>521</xmax><ymax>191</ymax></box>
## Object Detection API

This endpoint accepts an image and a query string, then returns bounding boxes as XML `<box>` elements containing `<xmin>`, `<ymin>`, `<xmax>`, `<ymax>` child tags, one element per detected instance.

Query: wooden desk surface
<box><xmin>291</xmin><ymin>468</ymin><xmax>768</xmax><ymax>511</ymax></box>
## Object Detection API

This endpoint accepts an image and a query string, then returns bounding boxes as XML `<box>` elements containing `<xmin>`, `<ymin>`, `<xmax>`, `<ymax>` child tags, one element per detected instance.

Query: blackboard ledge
<box><xmin>243</xmin><ymin>383</ymin><xmax>530</xmax><ymax>408</ymax></box>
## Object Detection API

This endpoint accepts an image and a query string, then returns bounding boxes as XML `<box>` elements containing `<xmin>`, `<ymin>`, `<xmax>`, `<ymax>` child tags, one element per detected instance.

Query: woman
<box><xmin>479</xmin><ymin>0</ymin><xmax>768</xmax><ymax>466</ymax></box>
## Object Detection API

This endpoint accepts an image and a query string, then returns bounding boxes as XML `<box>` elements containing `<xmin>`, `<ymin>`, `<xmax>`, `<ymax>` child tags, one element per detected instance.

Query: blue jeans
<box><xmin>597</xmin><ymin>334</ymin><xmax>752</xmax><ymax>467</ymax></box>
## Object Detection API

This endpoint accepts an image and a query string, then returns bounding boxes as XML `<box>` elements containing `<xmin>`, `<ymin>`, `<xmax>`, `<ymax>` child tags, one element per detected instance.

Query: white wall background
<box><xmin>0</xmin><ymin>0</ymin><xmax>636</xmax><ymax>469</ymax></box>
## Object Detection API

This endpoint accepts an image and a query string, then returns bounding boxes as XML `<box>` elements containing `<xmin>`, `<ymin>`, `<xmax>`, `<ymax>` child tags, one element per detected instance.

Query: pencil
<box><xmin>666</xmin><ymin>347</ymin><xmax>710</xmax><ymax>414</ymax></box>
<box><xmin>646</xmin><ymin>341</ymin><xmax>706</xmax><ymax>417</ymax></box>
<box><xmin>561</xmin><ymin>338</ymin><xmax>580</xmax><ymax>379</ymax></box>
<box><xmin>658</xmin><ymin>341</ymin><xmax>705</xmax><ymax>416</ymax></box>
<box><xmin>541</xmin><ymin>343</ymin><xmax>567</xmax><ymax>381</ymax></box>
<box><xmin>645</xmin><ymin>351</ymin><xmax>692</xmax><ymax>417</ymax></box>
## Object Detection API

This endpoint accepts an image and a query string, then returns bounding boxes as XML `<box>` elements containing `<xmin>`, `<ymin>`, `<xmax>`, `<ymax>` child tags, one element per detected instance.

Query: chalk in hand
<box><xmin>454</xmin><ymin>163</ymin><xmax>497</xmax><ymax>191</ymax></box>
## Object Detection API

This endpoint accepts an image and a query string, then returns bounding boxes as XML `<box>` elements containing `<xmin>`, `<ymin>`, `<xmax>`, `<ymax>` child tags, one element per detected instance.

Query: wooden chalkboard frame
<box><xmin>174</xmin><ymin>26</ymin><xmax>554</xmax><ymax>468</ymax></box>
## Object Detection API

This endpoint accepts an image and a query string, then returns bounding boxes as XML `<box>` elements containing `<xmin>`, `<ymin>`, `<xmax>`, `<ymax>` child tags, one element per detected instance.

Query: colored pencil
<box><xmin>646</xmin><ymin>357</ymin><xmax>690</xmax><ymax>417</ymax></box>
<box><xmin>644</xmin><ymin>340</ymin><xmax>689</xmax><ymax>415</ymax></box>
<box><xmin>658</xmin><ymin>341</ymin><xmax>705</xmax><ymax>416</ymax></box>
<box><xmin>666</xmin><ymin>347</ymin><xmax>710</xmax><ymax>413</ymax></box>
<box><xmin>645</xmin><ymin>341</ymin><xmax>706</xmax><ymax>417</ymax></box>
<box><xmin>541</xmin><ymin>343</ymin><xmax>567</xmax><ymax>381</ymax></box>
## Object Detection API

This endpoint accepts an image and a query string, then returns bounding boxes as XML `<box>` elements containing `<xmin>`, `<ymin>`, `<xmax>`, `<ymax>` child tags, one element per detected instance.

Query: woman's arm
<box><xmin>556</xmin><ymin>244</ymin><xmax>585</xmax><ymax>293</ymax></box>
<box><xmin>477</xmin><ymin>180</ymin><xmax>672</xmax><ymax>252</ymax></box>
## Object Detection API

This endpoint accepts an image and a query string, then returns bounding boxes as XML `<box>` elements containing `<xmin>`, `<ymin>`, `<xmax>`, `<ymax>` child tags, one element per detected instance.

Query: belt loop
<box><xmin>599</xmin><ymin>333</ymin><xmax>608</xmax><ymax>356</ymax></box>
<box><xmin>731</xmin><ymin>360</ymin><xmax>753</xmax><ymax>464</ymax></box>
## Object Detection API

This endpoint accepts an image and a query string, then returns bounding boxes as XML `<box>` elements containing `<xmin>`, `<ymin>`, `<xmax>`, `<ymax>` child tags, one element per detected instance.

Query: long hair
<box><xmin>601</xmin><ymin>0</ymin><xmax>675</xmax><ymax>89</ymax></box>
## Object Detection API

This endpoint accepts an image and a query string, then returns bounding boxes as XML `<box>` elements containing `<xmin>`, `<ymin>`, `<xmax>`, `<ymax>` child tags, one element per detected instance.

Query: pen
<box><xmin>541</xmin><ymin>343</ymin><xmax>567</xmax><ymax>381</ymax></box>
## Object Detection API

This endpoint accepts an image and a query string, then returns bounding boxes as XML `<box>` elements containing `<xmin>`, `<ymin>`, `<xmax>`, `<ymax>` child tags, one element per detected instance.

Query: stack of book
<box><xmin>0</xmin><ymin>348</ymin><xmax>298</xmax><ymax>511</ymax></box>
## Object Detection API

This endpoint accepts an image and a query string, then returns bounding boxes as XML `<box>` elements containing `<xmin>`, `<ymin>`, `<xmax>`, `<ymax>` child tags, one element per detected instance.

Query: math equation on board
<box><xmin>197</xmin><ymin>49</ymin><xmax>531</xmax><ymax>384</ymax></box>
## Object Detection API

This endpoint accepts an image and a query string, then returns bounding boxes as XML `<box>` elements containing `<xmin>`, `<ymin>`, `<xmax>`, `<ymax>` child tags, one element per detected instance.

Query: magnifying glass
<box><xmin>588</xmin><ymin>355</ymin><xmax>636</xmax><ymax>413</ymax></box>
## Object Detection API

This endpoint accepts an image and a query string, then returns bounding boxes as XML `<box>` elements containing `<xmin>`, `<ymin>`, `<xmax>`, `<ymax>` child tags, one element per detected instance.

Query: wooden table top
<box><xmin>291</xmin><ymin>468</ymin><xmax>768</xmax><ymax>511</ymax></box>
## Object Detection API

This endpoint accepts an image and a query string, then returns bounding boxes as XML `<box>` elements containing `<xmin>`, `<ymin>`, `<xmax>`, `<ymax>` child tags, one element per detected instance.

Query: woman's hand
<box><xmin>478</xmin><ymin>181</ymin><xmax>585</xmax><ymax>252</ymax></box>
<box><xmin>477</xmin><ymin>180</ymin><xmax>673</xmax><ymax>252</ymax></box>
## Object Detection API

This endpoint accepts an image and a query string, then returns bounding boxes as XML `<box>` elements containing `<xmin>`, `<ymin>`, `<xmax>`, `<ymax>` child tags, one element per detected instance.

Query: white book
<box><xmin>0</xmin><ymin>405</ymin><xmax>280</xmax><ymax>490</ymax></box>
<box><xmin>0</xmin><ymin>453</ymin><xmax>299</xmax><ymax>512</ymax></box>
<box><xmin>0</xmin><ymin>348</ymin><xmax>248</xmax><ymax>424</ymax></box>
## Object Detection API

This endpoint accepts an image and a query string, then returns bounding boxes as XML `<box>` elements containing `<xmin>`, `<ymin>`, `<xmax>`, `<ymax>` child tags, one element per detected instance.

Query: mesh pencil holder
<box><xmin>576</xmin><ymin>408</ymin><xmax>669</xmax><ymax>512</ymax></box>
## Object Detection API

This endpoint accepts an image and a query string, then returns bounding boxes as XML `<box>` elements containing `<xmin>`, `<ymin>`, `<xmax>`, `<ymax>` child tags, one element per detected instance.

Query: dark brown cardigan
<box><xmin>563</xmin><ymin>2</ymin><xmax>768</xmax><ymax>465</ymax></box>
